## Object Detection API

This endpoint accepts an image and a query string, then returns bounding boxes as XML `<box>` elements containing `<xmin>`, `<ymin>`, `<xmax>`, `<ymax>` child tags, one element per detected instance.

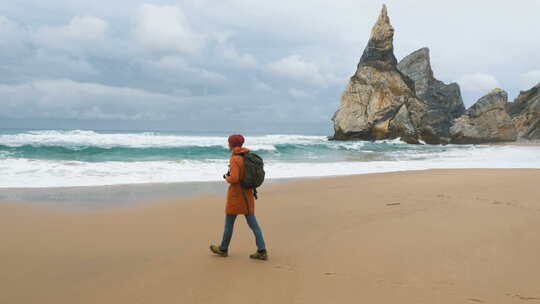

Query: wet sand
<box><xmin>0</xmin><ymin>181</ymin><xmax>228</xmax><ymax>208</ymax></box>
<box><xmin>1</xmin><ymin>169</ymin><xmax>540</xmax><ymax>303</ymax></box>
<box><xmin>485</xmin><ymin>141</ymin><xmax>540</xmax><ymax>146</ymax></box>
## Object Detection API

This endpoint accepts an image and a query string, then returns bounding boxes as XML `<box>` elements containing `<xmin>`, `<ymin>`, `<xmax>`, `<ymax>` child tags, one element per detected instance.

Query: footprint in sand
<box><xmin>516</xmin><ymin>296</ymin><xmax>540</xmax><ymax>301</ymax></box>
<box><xmin>273</xmin><ymin>264</ymin><xmax>294</xmax><ymax>272</ymax></box>
<box><xmin>506</xmin><ymin>294</ymin><xmax>540</xmax><ymax>301</ymax></box>
<box><xmin>492</xmin><ymin>201</ymin><xmax>513</xmax><ymax>206</ymax></box>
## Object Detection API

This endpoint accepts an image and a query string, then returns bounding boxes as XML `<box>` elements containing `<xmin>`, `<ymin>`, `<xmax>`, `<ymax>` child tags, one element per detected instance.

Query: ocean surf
<box><xmin>1</xmin><ymin>129</ymin><xmax>539</xmax><ymax>188</ymax></box>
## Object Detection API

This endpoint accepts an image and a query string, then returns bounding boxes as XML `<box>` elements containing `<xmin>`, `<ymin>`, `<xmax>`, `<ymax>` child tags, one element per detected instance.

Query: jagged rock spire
<box><xmin>371</xmin><ymin>4</ymin><xmax>392</xmax><ymax>42</ymax></box>
<box><xmin>508</xmin><ymin>83</ymin><xmax>540</xmax><ymax>139</ymax></box>
<box><xmin>398</xmin><ymin>47</ymin><xmax>465</xmax><ymax>141</ymax></box>
<box><xmin>398</xmin><ymin>48</ymin><xmax>434</xmax><ymax>83</ymax></box>
<box><xmin>358</xmin><ymin>4</ymin><xmax>397</xmax><ymax>71</ymax></box>
<box><xmin>333</xmin><ymin>5</ymin><xmax>436</xmax><ymax>144</ymax></box>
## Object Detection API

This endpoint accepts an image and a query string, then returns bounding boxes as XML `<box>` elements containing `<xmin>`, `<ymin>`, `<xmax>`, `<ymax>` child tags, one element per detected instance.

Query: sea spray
<box><xmin>1</xmin><ymin>129</ymin><xmax>539</xmax><ymax>188</ymax></box>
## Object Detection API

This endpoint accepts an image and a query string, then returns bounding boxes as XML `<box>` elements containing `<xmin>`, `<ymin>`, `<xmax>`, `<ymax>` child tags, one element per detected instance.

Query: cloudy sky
<box><xmin>1</xmin><ymin>0</ymin><xmax>539</xmax><ymax>134</ymax></box>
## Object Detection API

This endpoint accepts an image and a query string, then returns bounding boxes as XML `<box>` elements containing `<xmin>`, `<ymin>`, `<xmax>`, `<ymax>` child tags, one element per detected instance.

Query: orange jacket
<box><xmin>225</xmin><ymin>147</ymin><xmax>255</xmax><ymax>214</ymax></box>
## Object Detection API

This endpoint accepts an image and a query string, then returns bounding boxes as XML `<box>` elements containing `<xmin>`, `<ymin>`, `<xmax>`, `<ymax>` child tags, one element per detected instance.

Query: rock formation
<box><xmin>508</xmin><ymin>83</ymin><xmax>540</xmax><ymax>140</ymax></box>
<box><xmin>332</xmin><ymin>5</ymin><xmax>534</xmax><ymax>145</ymax></box>
<box><xmin>332</xmin><ymin>5</ymin><xmax>436</xmax><ymax>144</ymax></box>
<box><xmin>450</xmin><ymin>89</ymin><xmax>517</xmax><ymax>144</ymax></box>
<box><xmin>397</xmin><ymin>48</ymin><xmax>465</xmax><ymax>143</ymax></box>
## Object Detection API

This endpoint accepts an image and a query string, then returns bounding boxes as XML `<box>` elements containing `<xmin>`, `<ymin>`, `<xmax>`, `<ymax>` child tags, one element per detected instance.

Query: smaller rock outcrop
<box><xmin>450</xmin><ymin>89</ymin><xmax>517</xmax><ymax>144</ymax></box>
<box><xmin>398</xmin><ymin>48</ymin><xmax>465</xmax><ymax>143</ymax></box>
<box><xmin>508</xmin><ymin>83</ymin><xmax>540</xmax><ymax>140</ymax></box>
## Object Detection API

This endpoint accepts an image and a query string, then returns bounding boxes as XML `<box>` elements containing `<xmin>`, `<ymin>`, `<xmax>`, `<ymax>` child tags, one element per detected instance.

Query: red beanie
<box><xmin>228</xmin><ymin>134</ymin><xmax>245</xmax><ymax>147</ymax></box>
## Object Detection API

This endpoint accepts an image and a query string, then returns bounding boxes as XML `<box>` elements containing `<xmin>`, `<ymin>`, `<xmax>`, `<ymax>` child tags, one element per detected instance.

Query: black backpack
<box><xmin>237</xmin><ymin>151</ymin><xmax>265</xmax><ymax>199</ymax></box>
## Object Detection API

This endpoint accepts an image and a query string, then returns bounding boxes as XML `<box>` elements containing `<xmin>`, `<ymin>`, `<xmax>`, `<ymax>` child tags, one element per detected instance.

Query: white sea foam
<box><xmin>0</xmin><ymin>130</ymin><xmax>326</xmax><ymax>149</ymax></box>
<box><xmin>1</xmin><ymin>145</ymin><xmax>539</xmax><ymax>188</ymax></box>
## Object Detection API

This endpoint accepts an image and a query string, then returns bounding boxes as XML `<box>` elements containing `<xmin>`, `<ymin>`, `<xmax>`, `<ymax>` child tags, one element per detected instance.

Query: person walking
<box><xmin>210</xmin><ymin>134</ymin><xmax>268</xmax><ymax>260</ymax></box>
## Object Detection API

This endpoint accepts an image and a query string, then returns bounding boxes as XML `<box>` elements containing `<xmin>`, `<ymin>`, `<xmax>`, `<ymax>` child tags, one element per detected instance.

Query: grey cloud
<box><xmin>0</xmin><ymin>80</ymin><xmax>182</xmax><ymax>120</ymax></box>
<box><xmin>288</xmin><ymin>88</ymin><xmax>312</xmax><ymax>99</ymax></box>
<box><xmin>0</xmin><ymin>0</ymin><xmax>539</xmax><ymax>134</ymax></box>
<box><xmin>134</xmin><ymin>4</ymin><xmax>206</xmax><ymax>55</ymax></box>
<box><xmin>34</xmin><ymin>16</ymin><xmax>108</xmax><ymax>51</ymax></box>
<box><xmin>521</xmin><ymin>70</ymin><xmax>540</xmax><ymax>89</ymax></box>
<box><xmin>267</xmin><ymin>55</ymin><xmax>340</xmax><ymax>86</ymax></box>
<box><xmin>456</xmin><ymin>73</ymin><xmax>501</xmax><ymax>94</ymax></box>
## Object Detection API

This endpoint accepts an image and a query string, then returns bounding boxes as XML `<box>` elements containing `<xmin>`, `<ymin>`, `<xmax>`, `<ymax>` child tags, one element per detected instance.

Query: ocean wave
<box><xmin>2</xmin><ymin>130</ymin><xmax>540</xmax><ymax>188</ymax></box>
<box><xmin>1</xmin><ymin>145</ymin><xmax>539</xmax><ymax>188</ymax></box>
<box><xmin>0</xmin><ymin>144</ymin><xmax>231</xmax><ymax>162</ymax></box>
<box><xmin>0</xmin><ymin>129</ymin><xmax>492</xmax><ymax>164</ymax></box>
<box><xmin>0</xmin><ymin>141</ymin><xmax>475</xmax><ymax>162</ymax></box>
<box><xmin>0</xmin><ymin>130</ymin><xmax>327</xmax><ymax>149</ymax></box>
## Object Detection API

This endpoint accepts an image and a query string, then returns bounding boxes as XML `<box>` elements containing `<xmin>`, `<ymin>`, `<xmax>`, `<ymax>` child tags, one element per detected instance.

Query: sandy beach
<box><xmin>485</xmin><ymin>141</ymin><xmax>540</xmax><ymax>147</ymax></box>
<box><xmin>2</xmin><ymin>169</ymin><xmax>540</xmax><ymax>304</ymax></box>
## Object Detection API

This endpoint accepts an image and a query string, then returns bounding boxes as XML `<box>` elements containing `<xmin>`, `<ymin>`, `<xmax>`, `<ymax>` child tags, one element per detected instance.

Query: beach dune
<box><xmin>1</xmin><ymin>169</ymin><xmax>540</xmax><ymax>303</ymax></box>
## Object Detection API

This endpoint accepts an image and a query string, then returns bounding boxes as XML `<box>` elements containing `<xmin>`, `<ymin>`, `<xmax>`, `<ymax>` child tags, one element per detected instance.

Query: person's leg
<box><xmin>219</xmin><ymin>214</ymin><xmax>238</xmax><ymax>251</ymax></box>
<box><xmin>244</xmin><ymin>213</ymin><xmax>266</xmax><ymax>251</ymax></box>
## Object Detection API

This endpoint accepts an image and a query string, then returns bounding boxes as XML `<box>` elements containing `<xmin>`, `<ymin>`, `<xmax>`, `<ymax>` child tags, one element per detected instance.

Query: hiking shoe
<box><xmin>209</xmin><ymin>245</ymin><xmax>228</xmax><ymax>257</ymax></box>
<box><xmin>249</xmin><ymin>249</ymin><xmax>268</xmax><ymax>260</ymax></box>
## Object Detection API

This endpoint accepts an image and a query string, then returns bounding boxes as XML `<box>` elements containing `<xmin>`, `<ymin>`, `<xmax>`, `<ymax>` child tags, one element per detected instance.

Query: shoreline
<box><xmin>0</xmin><ymin>180</ymin><xmax>227</xmax><ymax>208</ymax></box>
<box><xmin>484</xmin><ymin>141</ymin><xmax>540</xmax><ymax>146</ymax></box>
<box><xmin>2</xmin><ymin>137</ymin><xmax>540</xmax><ymax>190</ymax></box>
<box><xmin>2</xmin><ymin>168</ymin><xmax>540</xmax><ymax>207</ymax></box>
<box><xmin>0</xmin><ymin>177</ymin><xmax>302</xmax><ymax>208</ymax></box>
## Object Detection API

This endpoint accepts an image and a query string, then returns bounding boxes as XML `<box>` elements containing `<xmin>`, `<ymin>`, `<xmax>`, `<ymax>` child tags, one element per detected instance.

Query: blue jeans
<box><xmin>220</xmin><ymin>214</ymin><xmax>266</xmax><ymax>251</ymax></box>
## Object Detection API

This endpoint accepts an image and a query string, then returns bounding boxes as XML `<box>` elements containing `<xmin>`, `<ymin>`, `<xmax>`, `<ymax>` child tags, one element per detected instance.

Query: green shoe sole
<box><xmin>249</xmin><ymin>252</ymin><xmax>268</xmax><ymax>260</ymax></box>
<box><xmin>209</xmin><ymin>245</ymin><xmax>228</xmax><ymax>257</ymax></box>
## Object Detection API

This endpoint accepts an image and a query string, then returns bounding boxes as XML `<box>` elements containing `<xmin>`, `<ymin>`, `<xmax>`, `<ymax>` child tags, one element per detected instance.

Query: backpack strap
<box><xmin>231</xmin><ymin>153</ymin><xmax>253</xmax><ymax>211</ymax></box>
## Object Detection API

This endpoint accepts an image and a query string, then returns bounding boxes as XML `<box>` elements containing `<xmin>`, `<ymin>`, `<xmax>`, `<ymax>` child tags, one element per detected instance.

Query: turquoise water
<box><xmin>0</xmin><ymin>129</ymin><xmax>459</xmax><ymax>162</ymax></box>
<box><xmin>0</xmin><ymin>142</ymin><xmax>448</xmax><ymax>162</ymax></box>
<box><xmin>1</xmin><ymin>129</ymin><xmax>539</xmax><ymax>188</ymax></box>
